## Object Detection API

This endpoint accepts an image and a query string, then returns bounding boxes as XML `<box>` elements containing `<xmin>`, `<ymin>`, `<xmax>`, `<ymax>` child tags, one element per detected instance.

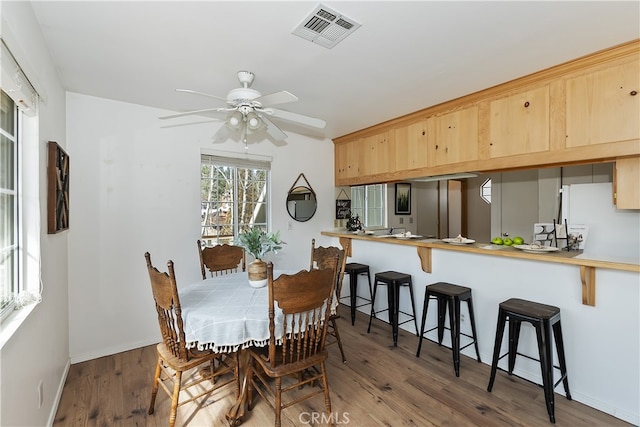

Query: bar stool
<box><xmin>367</xmin><ymin>271</ymin><xmax>418</xmax><ymax>346</ymax></box>
<box><xmin>341</xmin><ymin>263</ymin><xmax>373</xmax><ymax>325</ymax></box>
<box><xmin>487</xmin><ymin>298</ymin><xmax>571</xmax><ymax>424</ymax></box>
<box><xmin>416</xmin><ymin>282</ymin><xmax>481</xmax><ymax>377</ymax></box>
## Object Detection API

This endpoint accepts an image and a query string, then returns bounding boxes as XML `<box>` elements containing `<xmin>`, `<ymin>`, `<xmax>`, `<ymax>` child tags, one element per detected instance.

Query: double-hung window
<box><xmin>200</xmin><ymin>153</ymin><xmax>271</xmax><ymax>245</ymax></box>
<box><xmin>350</xmin><ymin>184</ymin><xmax>386</xmax><ymax>228</ymax></box>
<box><xmin>1</xmin><ymin>90</ymin><xmax>18</xmax><ymax>320</ymax></box>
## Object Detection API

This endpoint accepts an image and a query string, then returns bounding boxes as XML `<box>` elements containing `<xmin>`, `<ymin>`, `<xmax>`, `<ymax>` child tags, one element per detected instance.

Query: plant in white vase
<box><xmin>235</xmin><ymin>228</ymin><xmax>285</xmax><ymax>287</ymax></box>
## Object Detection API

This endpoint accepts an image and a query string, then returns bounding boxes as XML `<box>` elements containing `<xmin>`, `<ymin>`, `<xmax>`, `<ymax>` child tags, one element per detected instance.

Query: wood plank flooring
<box><xmin>53</xmin><ymin>306</ymin><xmax>631</xmax><ymax>426</ymax></box>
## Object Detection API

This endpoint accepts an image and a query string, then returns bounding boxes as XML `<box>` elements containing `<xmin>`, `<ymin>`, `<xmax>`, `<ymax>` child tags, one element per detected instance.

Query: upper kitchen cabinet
<box><xmin>565</xmin><ymin>59</ymin><xmax>639</xmax><ymax>148</ymax></box>
<box><xmin>334</xmin><ymin>138</ymin><xmax>360</xmax><ymax>182</ymax></box>
<box><xmin>614</xmin><ymin>156</ymin><xmax>640</xmax><ymax>209</ymax></box>
<box><xmin>392</xmin><ymin>119</ymin><xmax>428</xmax><ymax>170</ymax></box>
<box><xmin>360</xmin><ymin>130</ymin><xmax>391</xmax><ymax>176</ymax></box>
<box><xmin>428</xmin><ymin>106</ymin><xmax>479</xmax><ymax>166</ymax></box>
<box><xmin>486</xmin><ymin>86</ymin><xmax>550</xmax><ymax>158</ymax></box>
<box><xmin>333</xmin><ymin>40</ymin><xmax>640</xmax><ymax>187</ymax></box>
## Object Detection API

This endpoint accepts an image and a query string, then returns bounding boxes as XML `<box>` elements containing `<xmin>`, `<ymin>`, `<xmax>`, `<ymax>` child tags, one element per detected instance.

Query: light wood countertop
<box><xmin>321</xmin><ymin>230</ymin><xmax>640</xmax><ymax>306</ymax></box>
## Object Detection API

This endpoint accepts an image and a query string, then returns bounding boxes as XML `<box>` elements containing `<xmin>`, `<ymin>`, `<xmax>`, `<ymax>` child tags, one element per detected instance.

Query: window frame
<box><xmin>481</xmin><ymin>178</ymin><xmax>492</xmax><ymax>204</ymax></box>
<box><xmin>350</xmin><ymin>184</ymin><xmax>386</xmax><ymax>228</ymax></box>
<box><xmin>1</xmin><ymin>90</ymin><xmax>19</xmax><ymax>321</ymax></box>
<box><xmin>200</xmin><ymin>154</ymin><xmax>272</xmax><ymax>245</ymax></box>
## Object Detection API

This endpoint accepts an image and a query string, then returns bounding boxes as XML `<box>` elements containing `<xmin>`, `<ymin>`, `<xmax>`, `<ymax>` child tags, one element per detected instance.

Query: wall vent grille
<box><xmin>292</xmin><ymin>4</ymin><xmax>361</xmax><ymax>49</ymax></box>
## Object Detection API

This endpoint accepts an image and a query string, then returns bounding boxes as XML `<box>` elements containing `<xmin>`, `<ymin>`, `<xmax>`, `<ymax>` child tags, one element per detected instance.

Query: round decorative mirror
<box><xmin>286</xmin><ymin>173</ymin><xmax>317</xmax><ymax>222</ymax></box>
<box><xmin>287</xmin><ymin>186</ymin><xmax>317</xmax><ymax>222</ymax></box>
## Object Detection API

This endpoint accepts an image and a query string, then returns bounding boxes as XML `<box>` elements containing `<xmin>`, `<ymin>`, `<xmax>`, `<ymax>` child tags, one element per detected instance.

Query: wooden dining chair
<box><xmin>310</xmin><ymin>238</ymin><xmax>348</xmax><ymax>362</ymax></box>
<box><xmin>246</xmin><ymin>260</ymin><xmax>339</xmax><ymax>427</ymax></box>
<box><xmin>144</xmin><ymin>252</ymin><xmax>239</xmax><ymax>427</ymax></box>
<box><xmin>197</xmin><ymin>240</ymin><xmax>246</xmax><ymax>279</ymax></box>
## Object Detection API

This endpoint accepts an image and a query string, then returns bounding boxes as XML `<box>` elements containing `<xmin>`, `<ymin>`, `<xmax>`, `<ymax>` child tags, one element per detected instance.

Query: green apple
<box><xmin>503</xmin><ymin>238</ymin><xmax>514</xmax><ymax>246</ymax></box>
<box><xmin>491</xmin><ymin>237</ymin><xmax>503</xmax><ymax>245</ymax></box>
<box><xmin>513</xmin><ymin>236</ymin><xmax>525</xmax><ymax>245</ymax></box>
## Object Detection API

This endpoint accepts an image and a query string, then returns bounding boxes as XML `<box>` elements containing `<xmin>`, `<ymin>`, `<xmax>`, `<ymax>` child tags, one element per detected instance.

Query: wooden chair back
<box><xmin>309</xmin><ymin>238</ymin><xmax>347</xmax><ymax>298</ymax></box>
<box><xmin>197</xmin><ymin>240</ymin><xmax>246</xmax><ymax>279</ymax></box>
<box><xmin>265</xmin><ymin>259</ymin><xmax>338</xmax><ymax>367</ymax></box>
<box><xmin>144</xmin><ymin>252</ymin><xmax>189</xmax><ymax>361</ymax></box>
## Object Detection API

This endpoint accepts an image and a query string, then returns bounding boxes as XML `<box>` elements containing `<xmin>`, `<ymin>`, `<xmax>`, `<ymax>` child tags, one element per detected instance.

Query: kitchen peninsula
<box><xmin>322</xmin><ymin>230</ymin><xmax>640</xmax><ymax>307</ymax></box>
<box><xmin>322</xmin><ymin>229</ymin><xmax>639</xmax><ymax>424</ymax></box>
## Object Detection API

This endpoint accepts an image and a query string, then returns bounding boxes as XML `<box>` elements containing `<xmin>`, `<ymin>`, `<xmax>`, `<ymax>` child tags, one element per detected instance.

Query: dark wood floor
<box><xmin>54</xmin><ymin>306</ymin><xmax>631</xmax><ymax>426</ymax></box>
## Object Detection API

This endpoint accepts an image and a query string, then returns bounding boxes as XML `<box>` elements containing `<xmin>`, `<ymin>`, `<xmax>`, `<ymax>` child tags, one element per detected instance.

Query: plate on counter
<box><xmin>513</xmin><ymin>244</ymin><xmax>560</xmax><ymax>254</ymax></box>
<box><xmin>394</xmin><ymin>234</ymin><xmax>423</xmax><ymax>240</ymax></box>
<box><xmin>442</xmin><ymin>237</ymin><xmax>475</xmax><ymax>245</ymax></box>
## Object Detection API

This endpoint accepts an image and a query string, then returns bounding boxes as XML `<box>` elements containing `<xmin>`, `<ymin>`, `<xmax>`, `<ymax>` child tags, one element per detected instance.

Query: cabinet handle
<box><xmin>524</xmin><ymin>101</ymin><xmax>530</xmax><ymax>108</ymax></box>
<box><xmin>631</xmin><ymin>90</ymin><xmax>638</xmax><ymax>96</ymax></box>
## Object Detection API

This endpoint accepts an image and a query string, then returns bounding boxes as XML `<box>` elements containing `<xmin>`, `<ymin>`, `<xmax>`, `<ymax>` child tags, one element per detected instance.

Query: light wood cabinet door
<box><xmin>334</xmin><ymin>141</ymin><xmax>349</xmax><ymax>182</ymax></box>
<box><xmin>566</xmin><ymin>61</ymin><xmax>640</xmax><ymax>148</ymax></box>
<box><xmin>392</xmin><ymin>120</ymin><xmax>428</xmax><ymax>170</ymax></box>
<box><xmin>334</xmin><ymin>138</ymin><xmax>361</xmax><ymax>183</ymax></box>
<box><xmin>360</xmin><ymin>131</ymin><xmax>390</xmax><ymax>176</ymax></box>
<box><xmin>428</xmin><ymin>106</ymin><xmax>479</xmax><ymax>166</ymax></box>
<box><xmin>614</xmin><ymin>157</ymin><xmax>640</xmax><ymax>209</ymax></box>
<box><xmin>488</xmin><ymin>86</ymin><xmax>550</xmax><ymax>158</ymax></box>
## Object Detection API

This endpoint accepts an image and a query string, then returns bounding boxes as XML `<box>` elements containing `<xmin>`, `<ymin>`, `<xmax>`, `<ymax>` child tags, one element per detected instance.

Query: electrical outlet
<box><xmin>37</xmin><ymin>381</ymin><xmax>43</xmax><ymax>408</ymax></box>
<box><xmin>399</xmin><ymin>217</ymin><xmax>404</xmax><ymax>224</ymax></box>
<box><xmin>460</xmin><ymin>313</ymin><xmax>466</xmax><ymax>323</ymax></box>
<box><xmin>288</xmin><ymin>221</ymin><xmax>293</xmax><ymax>230</ymax></box>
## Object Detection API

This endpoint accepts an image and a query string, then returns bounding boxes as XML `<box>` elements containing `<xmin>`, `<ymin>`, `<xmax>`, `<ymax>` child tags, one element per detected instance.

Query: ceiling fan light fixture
<box><xmin>228</xmin><ymin>111</ymin><xmax>243</xmax><ymax>128</ymax></box>
<box><xmin>246</xmin><ymin>111</ymin><xmax>263</xmax><ymax>131</ymax></box>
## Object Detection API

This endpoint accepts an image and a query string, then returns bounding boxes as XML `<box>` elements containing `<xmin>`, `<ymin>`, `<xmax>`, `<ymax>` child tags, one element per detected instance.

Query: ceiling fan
<box><xmin>159</xmin><ymin>71</ymin><xmax>326</xmax><ymax>147</ymax></box>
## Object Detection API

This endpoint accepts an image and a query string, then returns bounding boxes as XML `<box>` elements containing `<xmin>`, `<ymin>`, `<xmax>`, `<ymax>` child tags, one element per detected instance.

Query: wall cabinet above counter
<box><xmin>333</xmin><ymin>40</ymin><xmax>640</xmax><ymax>200</ymax></box>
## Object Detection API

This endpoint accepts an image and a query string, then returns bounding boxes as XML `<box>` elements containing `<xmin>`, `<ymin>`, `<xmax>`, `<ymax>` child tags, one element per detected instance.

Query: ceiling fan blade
<box><xmin>254</xmin><ymin>90</ymin><xmax>298</xmax><ymax>107</ymax></box>
<box><xmin>260</xmin><ymin>115</ymin><xmax>288</xmax><ymax>141</ymax></box>
<box><xmin>159</xmin><ymin>107</ymin><xmax>228</xmax><ymax>120</ymax></box>
<box><xmin>268</xmin><ymin>108</ymin><xmax>326</xmax><ymax>129</ymax></box>
<box><xmin>212</xmin><ymin>125</ymin><xmax>232</xmax><ymax>143</ymax></box>
<box><xmin>175</xmin><ymin>89</ymin><xmax>227</xmax><ymax>102</ymax></box>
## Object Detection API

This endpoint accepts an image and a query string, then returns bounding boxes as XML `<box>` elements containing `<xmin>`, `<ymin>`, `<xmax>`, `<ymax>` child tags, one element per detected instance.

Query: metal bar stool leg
<box><xmin>450</xmin><ymin>296</ymin><xmax>461</xmax><ymax>377</ymax></box>
<box><xmin>536</xmin><ymin>321</ymin><xmax>556</xmax><ymax>423</ymax></box>
<box><xmin>487</xmin><ymin>309</ymin><xmax>507</xmax><ymax>392</ymax></box>
<box><xmin>367</xmin><ymin>280</ymin><xmax>379</xmax><ymax>333</ymax></box>
<box><xmin>416</xmin><ymin>290</ymin><xmax>432</xmax><ymax>357</ymax></box>
<box><xmin>508</xmin><ymin>319</ymin><xmax>522</xmax><ymax>374</ymax></box>
<box><xmin>407</xmin><ymin>278</ymin><xmax>418</xmax><ymax>335</ymax></box>
<box><xmin>467</xmin><ymin>298</ymin><xmax>481</xmax><ymax>362</ymax></box>
<box><xmin>348</xmin><ymin>271</ymin><xmax>358</xmax><ymax>325</ymax></box>
<box><xmin>387</xmin><ymin>281</ymin><xmax>400</xmax><ymax>346</ymax></box>
<box><xmin>553</xmin><ymin>321</ymin><xmax>572</xmax><ymax>400</ymax></box>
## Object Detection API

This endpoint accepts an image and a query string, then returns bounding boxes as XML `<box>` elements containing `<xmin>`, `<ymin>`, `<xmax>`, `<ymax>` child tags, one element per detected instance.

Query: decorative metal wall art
<box><xmin>47</xmin><ymin>141</ymin><xmax>70</xmax><ymax>233</ymax></box>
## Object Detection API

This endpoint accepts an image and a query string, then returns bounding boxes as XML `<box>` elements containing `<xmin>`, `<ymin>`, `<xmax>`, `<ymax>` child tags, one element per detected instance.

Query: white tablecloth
<box><xmin>179</xmin><ymin>271</ymin><xmax>287</xmax><ymax>352</ymax></box>
<box><xmin>180</xmin><ymin>270</ymin><xmax>338</xmax><ymax>353</ymax></box>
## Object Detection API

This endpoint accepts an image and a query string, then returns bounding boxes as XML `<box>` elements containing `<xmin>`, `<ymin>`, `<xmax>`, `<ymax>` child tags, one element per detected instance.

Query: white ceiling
<box><xmin>28</xmin><ymin>1</ymin><xmax>640</xmax><ymax>142</ymax></box>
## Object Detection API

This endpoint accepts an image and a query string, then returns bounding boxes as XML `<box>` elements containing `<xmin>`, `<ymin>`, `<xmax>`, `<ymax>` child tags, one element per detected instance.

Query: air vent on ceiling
<box><xmin>292</xmin><ymin>4</ymin><xmax>361</xmax><ymax>49</ymax></box>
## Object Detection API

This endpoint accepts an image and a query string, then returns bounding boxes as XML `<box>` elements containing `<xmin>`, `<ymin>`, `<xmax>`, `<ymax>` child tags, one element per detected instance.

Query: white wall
<box><xmin>66</xmin><ymin>93</ymin><xmax>336</xmax><ymax>362</ymax></box>
<box><xmin>331</xmin><ymin>239</ymin><xmax>640</xmax><ymax>424</ymax></box>
<box><xmin>0</xmin><ymin>2</ymin><xmax>70</xmax><ymax>426</ymax></box>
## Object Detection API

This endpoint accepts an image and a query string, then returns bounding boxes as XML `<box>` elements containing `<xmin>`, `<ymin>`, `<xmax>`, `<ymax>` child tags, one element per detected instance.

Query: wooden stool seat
<box><xmin>342</xmin><ymin>263</ymin><xmax>373</xmax><ymax>325</ymax></box>
<box><xmin>367</xmin><ymin>271</ymin><xmax>418</xmax><ymax>346</ymax></box>
<box><xmin>416</xmin><ymin>282</ymin><xmax>481</xmax><ymax>377</ymax></box>
<box><xmin>487</xmin><ymin>298</ymin><xmax>571</xmax><ymax>424</ymax></box>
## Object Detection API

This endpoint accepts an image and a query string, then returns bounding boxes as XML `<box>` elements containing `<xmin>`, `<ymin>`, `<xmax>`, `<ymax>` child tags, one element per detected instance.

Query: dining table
<box><xmin>178</xmin><ymin>269</ymin><xmax>337</xmax><ymax>425</ymax></box>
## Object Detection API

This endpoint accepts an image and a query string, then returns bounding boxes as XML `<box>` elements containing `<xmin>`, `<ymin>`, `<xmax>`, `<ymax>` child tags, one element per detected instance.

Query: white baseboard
<box><xmin>70</xmin><ymin>337</ymin><xmax>158</xmax><ymax>364</ymax></box>
<box><xmin>47</xmin><ymin>358</ymin><xmax>70</xmax><ymax>427</ymax></box>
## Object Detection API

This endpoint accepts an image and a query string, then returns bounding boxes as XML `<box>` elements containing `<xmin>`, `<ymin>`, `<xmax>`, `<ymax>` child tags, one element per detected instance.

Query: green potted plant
<box><xmin>235</xmin><ymin>228</ymin><xmax>285</xmax><ymax>287</ymax></box>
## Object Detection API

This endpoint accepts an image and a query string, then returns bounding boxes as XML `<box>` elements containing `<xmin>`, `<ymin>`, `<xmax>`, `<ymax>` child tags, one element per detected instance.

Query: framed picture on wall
<box><xmin>395</xmin><ymin>183</ymin><xmax>411</xmax><ymax>215</ymax></box>
<box><xmin>47</xmin><ymin>141</ymin><xmax>70</xmax><ymax>233</ymax></box>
